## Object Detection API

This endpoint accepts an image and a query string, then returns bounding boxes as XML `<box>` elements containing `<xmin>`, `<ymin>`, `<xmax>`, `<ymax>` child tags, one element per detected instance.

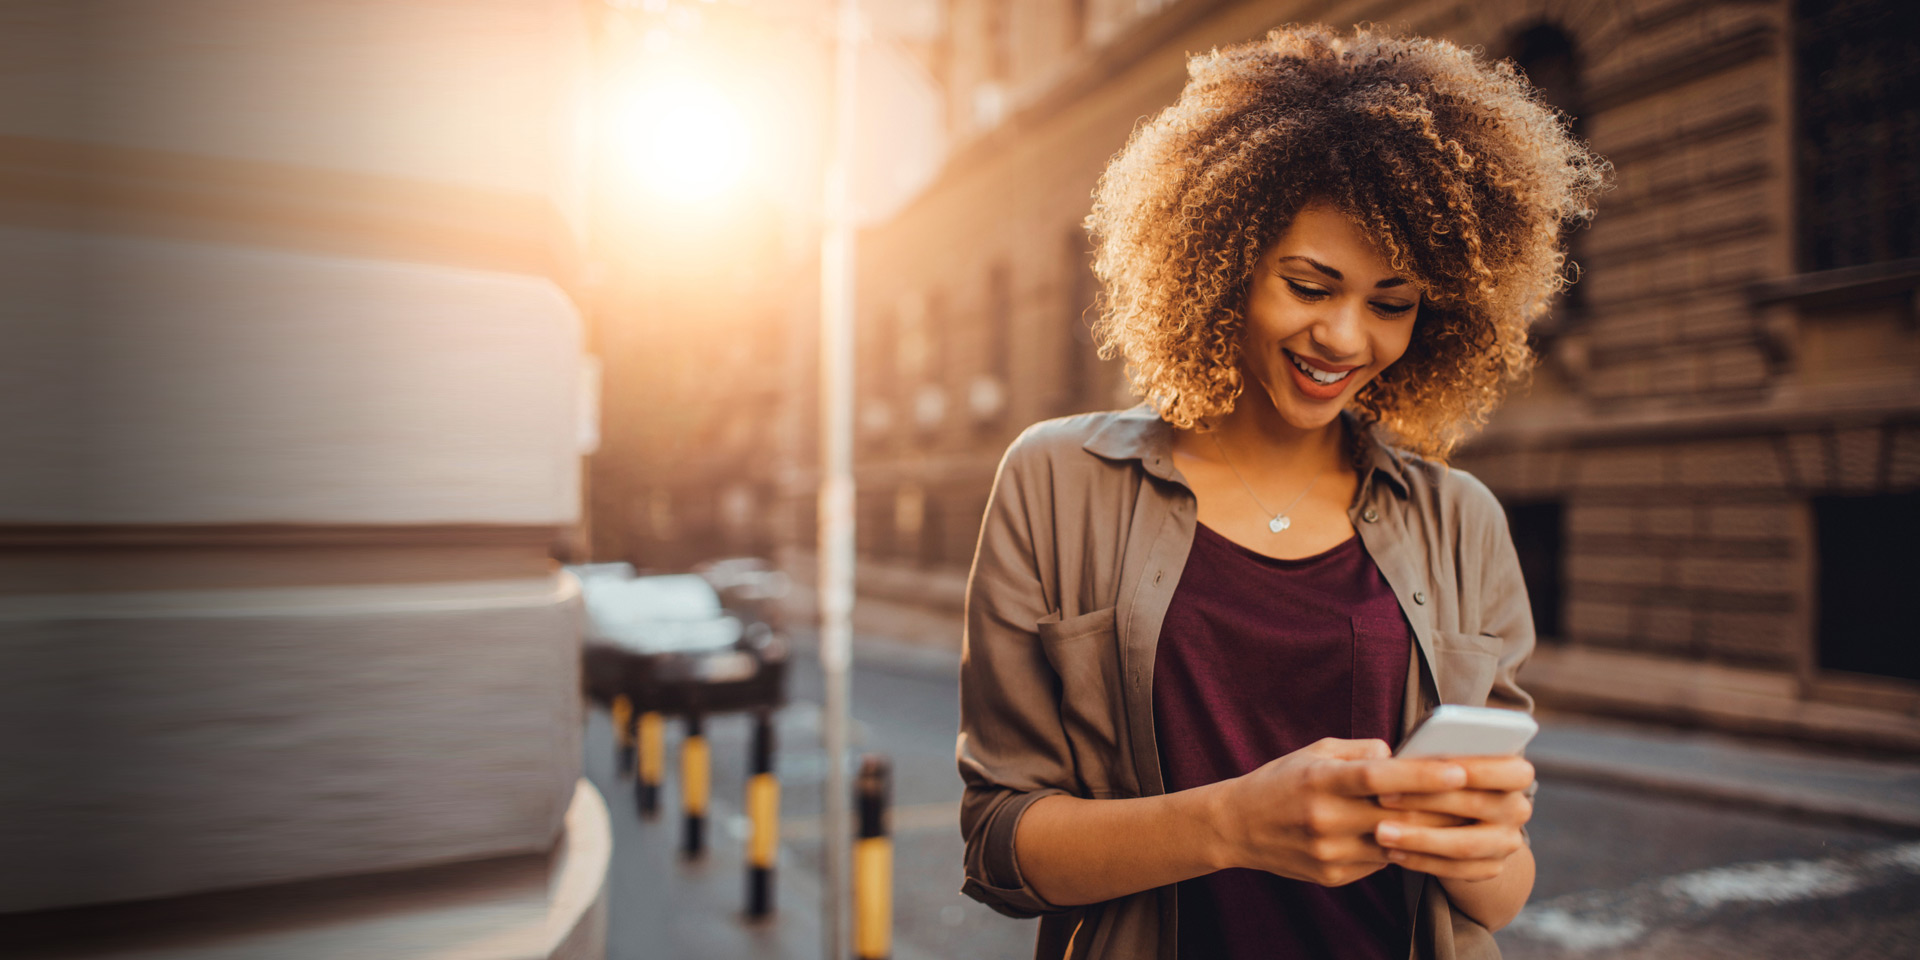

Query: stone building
<box><xmin>784</xmin><ymin>0</ymin><xmax>1920</xmax><ymax>749</ymax></box>
<box><xmin>2</xmin><ymin>2</ymin><xmax>608</xmax><ymax>956</ymax></box>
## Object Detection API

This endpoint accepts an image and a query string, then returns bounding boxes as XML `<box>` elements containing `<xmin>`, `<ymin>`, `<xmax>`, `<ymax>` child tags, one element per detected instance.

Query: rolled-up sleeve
<box><xmin>955</xmin><ymin>434</ymin><xmax>1077</xmax><ymax>918</ymax></box>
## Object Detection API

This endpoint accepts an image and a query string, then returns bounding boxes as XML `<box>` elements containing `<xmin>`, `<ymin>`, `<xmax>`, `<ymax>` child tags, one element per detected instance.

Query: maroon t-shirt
<box><xmin>1153</xmin><ymin>522</ymin><xmax>1413</xmax><ymax>960</ymax></box>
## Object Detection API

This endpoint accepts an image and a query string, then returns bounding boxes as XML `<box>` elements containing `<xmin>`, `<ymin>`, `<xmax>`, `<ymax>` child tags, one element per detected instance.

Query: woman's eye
<box><xmin>1284</xmin><ymin>279</ymin><xmax>1329</xmax><ymax>300</ymax></box>
<box><xmin>1372</xmin><ymin>301</ymin><xmax>1415</xmax><ymax>316</ymax></box>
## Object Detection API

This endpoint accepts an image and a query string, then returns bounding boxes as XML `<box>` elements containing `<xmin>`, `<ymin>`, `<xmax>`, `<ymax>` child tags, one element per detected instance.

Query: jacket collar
<box><xmin>1082</xmin><ymin>404</ymin><xmax>1412</xmax><ymax>497</ymax></box>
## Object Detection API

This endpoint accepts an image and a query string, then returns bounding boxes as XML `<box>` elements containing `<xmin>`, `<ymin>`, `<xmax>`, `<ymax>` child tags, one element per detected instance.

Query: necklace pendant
<box><xmin>1269</xmin><ymin>515</ymin><xmax>1291</xmax><ymax>533</ymax></box>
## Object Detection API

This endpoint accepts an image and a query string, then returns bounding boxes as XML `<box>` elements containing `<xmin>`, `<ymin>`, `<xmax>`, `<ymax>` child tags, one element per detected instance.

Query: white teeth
<box><xmin>1289</xmin><ymin>354</ymin><xmax>1352</xmax><ymax>385</ymax></box>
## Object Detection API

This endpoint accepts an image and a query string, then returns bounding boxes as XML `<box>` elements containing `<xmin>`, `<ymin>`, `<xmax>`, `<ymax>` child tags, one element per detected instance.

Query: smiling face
<box><xmin>1238</xmin><ymin>202</ymin><xmax>1421</xmax><ymax>431</ymax></box>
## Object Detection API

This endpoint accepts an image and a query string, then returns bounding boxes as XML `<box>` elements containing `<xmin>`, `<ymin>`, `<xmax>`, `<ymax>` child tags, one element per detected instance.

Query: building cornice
<box><xmin>0</xmin><ymin>136</ymin><xmax>581</xmax><ymax>294</ymax></box>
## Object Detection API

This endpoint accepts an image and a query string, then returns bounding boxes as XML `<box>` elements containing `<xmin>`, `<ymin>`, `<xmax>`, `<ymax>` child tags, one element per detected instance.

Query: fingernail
<box><xmin>1387</xmin><ymin>850</ymin><xmax>1406</xmax><ymax>862</ymax></box>
<box><xmin>1444</xmin><ymin>765</ymin><xmax>1467</xmax><ymax>787</ymax></box>
<box><xmin>1376</xmin><ymin>823</ymin><xmax>1401</xmax><ymax>843</ymax></box>
<box><xmin>1379</xmin><ymin>793</ymin><xmax>1402</xmax><ymax>806</ymax></box>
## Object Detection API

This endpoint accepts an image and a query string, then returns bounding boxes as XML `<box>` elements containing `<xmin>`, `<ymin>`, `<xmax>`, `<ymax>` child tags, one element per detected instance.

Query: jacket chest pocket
<box><xmin>1037</xmin><ymin>607</ymin><xmax>1127</xmax><ymax>798</ymax></box>
<box><xmin>1431</xmin><ymin>630</ymin><xmax>1502</xmax><ymax>707</ymax></box>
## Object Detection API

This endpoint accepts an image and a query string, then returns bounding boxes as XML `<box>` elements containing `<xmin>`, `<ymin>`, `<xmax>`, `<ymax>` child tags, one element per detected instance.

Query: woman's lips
<box><xmin>1283</xmin><ymin>349</ymin><xmax>1359</xmax><ymax>401</ymax></box>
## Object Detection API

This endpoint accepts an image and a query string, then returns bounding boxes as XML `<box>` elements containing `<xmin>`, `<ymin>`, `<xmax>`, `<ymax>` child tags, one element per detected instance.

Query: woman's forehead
<box><xmin>1266</xmin><ymin>206</ymin><xmax>1411</xmax><ymax>286</ymax></box>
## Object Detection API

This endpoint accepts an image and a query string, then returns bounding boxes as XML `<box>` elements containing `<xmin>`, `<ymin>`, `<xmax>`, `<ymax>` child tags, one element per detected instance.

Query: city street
<box><xmin>589</xmin><ymin>635</ymin><xmax>1920</xmax><ymax>960</ymax></box>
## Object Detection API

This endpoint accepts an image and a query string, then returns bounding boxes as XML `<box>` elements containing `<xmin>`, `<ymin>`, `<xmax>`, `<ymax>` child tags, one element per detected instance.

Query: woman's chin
<box><xmin>1253</xmin><ymin>382</ymin><xmax>1350</xmax><ymax>433</ymax></box>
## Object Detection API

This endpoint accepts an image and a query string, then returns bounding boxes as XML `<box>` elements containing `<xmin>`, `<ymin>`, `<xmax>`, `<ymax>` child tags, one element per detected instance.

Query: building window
<box><xmin>968</xmin><ymin>263</ymin><xmax>1014</xmax><ymax>427</ymax></box>
<box><xmin>1065</xmin><ymin>0</ymin><xmax>1089</xmax><ymax>50</ymax></box>
<box><xmin>859</xmin><ymin>308</ymin><xmax>897</xmax><ymax>448</ymax></box>
<box><xmin>892</xmin><ymin>483</ymin><xmax>926</xmax><ymax>559</ymax></box>
<box><xmin>934</xmin><ymin>0</ymin><xmax>956</xmax><ymax>94</ymax></box>
<box><xmin>944</xmin><ymin>490</ymin><xmax>991</xmax><ymax>568</ymax></box>
<box><xmin>1794</xmin><ymin>0</ymin><xmax>1920</xmax><ymax>271</ymax></box>
<box><xmin>1510</xmin><ymin>24</ymin><xmax>1584</xmax><ymax>138</ymax></box>
<box><xmin>1508</xmin><ymin>22</ymin><xmax>1589</xmax><ymax>342</ymax></box>
<box><xmin>1061</xmin><ymin>227</ymin><xmax>1099</xmax><ymax>414</ymax></box>
<box><xmin>1505</xmin><ymin>500</ymin><xmax>1565</xmax><ymax>642</ymax></box>
<box><xmin>919</xmin><ymin>489</ymin><xmax>948</xmax><ymax>568</ymax></box>
<box><xmin>986</xmin><ymin>0</ymin><xmax>1013</xmax><ymax>82</ymax></box>
<box><xmin>896</xmin><ymin>292</ymin><xmax>929</xmax><ymax>392</ymax></box>
<box><xmin>857</xmin><ymin>489</ymin><xmax>889</xmax><ymax>558</ymax></box>
<box><xmin>1815</xmin><ymin>491</ymin><xmax>1920</xmax><ymax>682</ymax></box>
<box><xmin>908</xmin><ymin>290</ymin><xmax>949</xmax><ymax>440</ymax></box>
<box><xmin>871</xmin><ymin>307</ymin><xmax>896</xmax><ymax>402</ymax></box>
<box><xmin>986</xmin><ymin>261</ymin><xmax>1013</xmax><ymax>384</ymax></box>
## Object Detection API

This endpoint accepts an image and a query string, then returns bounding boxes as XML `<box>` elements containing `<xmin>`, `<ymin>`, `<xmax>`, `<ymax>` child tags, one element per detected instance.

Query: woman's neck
<box><xmin>1203</xmin><ymin>395</ymin><xmax>1348</xmax><ymax>475</ymax></box>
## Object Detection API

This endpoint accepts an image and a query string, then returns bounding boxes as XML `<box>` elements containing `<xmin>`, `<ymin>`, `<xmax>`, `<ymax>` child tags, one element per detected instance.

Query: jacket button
<box><xmin>1413</xmin><ymin>590</ymin><xmax>1427</xmax><ymax>605</ymax></box>
<box><xmin>1362</xmin><ymin>508</ymin><xmax>1379</xmax><ymax>523</ymax></box>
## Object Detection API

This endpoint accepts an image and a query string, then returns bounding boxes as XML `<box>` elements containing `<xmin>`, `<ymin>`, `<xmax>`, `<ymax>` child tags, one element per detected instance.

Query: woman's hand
<box><xmin>1013</xmin><ymin>739</ymin><xmax>1524</xmax><ymax>911</ymax></box>
<box><xmin>1211</xmin><ymin>738</ymin><xmax>1474</xmax><ymax>887</ymax></box>
<box><xmin>1371</xmin><ymin>756</ymin><xmax>1533</xmax><ymax>880</ymax></box>
<box><xmin>1371</xmin><ymin>755</ymin><xmax>1537</xmax><ymax>930</ymax></box>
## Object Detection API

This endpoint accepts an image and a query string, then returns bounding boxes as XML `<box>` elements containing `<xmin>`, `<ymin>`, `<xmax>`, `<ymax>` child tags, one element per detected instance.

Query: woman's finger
<box><xmin>1315</xmin><ymin>757</ymin><xmax>1466</xmax><ymax>798</ymax></box>
<box><xmin>1373</xmin><ymin>820</ymin><xmax>1523</xmax><ymax>862</ymax></box>
<box><xmin>1377</xmin><ymin>789</ymin><xmax>1530</xmax><ymax>825</ymax></box>
<box><xmin>1299</xmin><ymin>834</ymin><xmax>1392</xmax><ymax>866</ymax></box>
<box><xmin>1452</xmin><ymin>756</ymin><xmax>1535</xmax><ymax>793</ymax></box>
<box><xmin>1381</xmin><ymin>808</ymin><xmax>1470</xmax><ymax>829</ymax></box>
<box><xmin>1379</xmin><ymin>849</ymin><xmax>1509</xmax><ymax>882</ymax></box>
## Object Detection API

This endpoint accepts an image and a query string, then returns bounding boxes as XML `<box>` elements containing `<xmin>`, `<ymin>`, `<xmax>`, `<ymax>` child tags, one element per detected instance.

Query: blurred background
<box><xmin>3</xmin><ymin>0</ymin><xmax>1917</xmax><ymax>959</ymax></box>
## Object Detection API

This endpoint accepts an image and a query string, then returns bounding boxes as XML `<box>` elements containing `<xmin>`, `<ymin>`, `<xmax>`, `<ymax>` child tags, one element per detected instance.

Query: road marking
<box><xmin>1666</xmin><ymin>858</ymin><xmax>1863</xmax><ymax>909</ymax></box>
<box><xmin>1507</xmin><ymin>841</ymin><xmax>1920</xmax><ymax>952</ymax></box>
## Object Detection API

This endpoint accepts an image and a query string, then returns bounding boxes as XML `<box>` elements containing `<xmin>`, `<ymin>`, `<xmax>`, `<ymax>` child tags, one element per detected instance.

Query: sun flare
<box><xmin>614</xmin><ymin>75</ymin><xmax>752</xmax><ymax>202</ymax></box>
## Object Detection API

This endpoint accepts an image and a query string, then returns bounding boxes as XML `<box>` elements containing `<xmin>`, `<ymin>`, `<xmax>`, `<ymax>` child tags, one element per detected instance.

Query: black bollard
<box><xmin>681</xmin><ymin>712</ymin><xmax>709</xmax><ymax>859</ymax></box>
<box><xmin>853</xmin><ymin>754</ymin><xmax>892</xmax><ymax>960</ymax></box>
<box><xmin>745</xmin><ymin>708</ymin><xmax>778</xmax><ymax>918</ymax></box>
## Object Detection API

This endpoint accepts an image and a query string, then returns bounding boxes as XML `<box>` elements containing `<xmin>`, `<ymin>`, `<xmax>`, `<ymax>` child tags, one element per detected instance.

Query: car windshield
<box><xmin>582</xmin><ymin>574</ymin><xmax>741</xmax><ymax>654</ymax></box>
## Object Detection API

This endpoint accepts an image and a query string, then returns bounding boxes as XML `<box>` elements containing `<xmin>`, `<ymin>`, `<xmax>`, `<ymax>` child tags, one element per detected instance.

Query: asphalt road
<box><xmin>590</xmin><ymin>642</ymin><xmax>1920</xmax><ymax>959</ymax></box>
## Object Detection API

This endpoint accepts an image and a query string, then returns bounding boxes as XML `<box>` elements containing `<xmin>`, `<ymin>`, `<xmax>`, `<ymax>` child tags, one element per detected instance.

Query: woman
<box><xmin>956</xmin><ymin>24</ymin><xmax>1607</xmax><ymax>960</ymax></box>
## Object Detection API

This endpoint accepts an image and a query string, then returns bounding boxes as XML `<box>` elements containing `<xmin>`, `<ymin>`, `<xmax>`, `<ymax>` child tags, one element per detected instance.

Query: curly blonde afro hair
<box><xmin>1088</xmin><ymin>23</ymin><xmax>1609</xmax><ymax>458</ymax></box>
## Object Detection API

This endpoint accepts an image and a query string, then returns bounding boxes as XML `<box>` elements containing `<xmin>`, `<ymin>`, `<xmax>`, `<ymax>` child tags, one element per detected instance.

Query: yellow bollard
<box><xmin>610</xmin><ymin>695</ymin><xmax>634</xmax><ymax>778</ymax></box>
<box><xmin>745</xmin><ymin>709</ymin><xmax>778</xmax><ymax>918</ymax></box>
<box><xmin>853</xmin><ymin>755</ymin><xmax>891</xmax><ymax>960</ymax></box>
<box><xmin>681</xmin><ymin>713</ymin><xmax>709</xmax><ymax>859</ymax></box>
<box><xmin>637</xmin><ymin>710</ymin><xmax>664</xmax><ymax>818</ymax></box>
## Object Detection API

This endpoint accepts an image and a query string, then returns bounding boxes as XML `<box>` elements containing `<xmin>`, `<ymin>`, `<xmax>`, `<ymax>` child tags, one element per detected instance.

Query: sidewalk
<box><xmin>589</xmin><ymin>636</ymin><xmax>1034</xmax><ymax>960</ymax></box>
<box><xmin>1527</xmin><ymin>712</ymin><xmax>1920</xmax><ymax>833</ymax></box>
<box><xmin>588</xmin><ymin>706</ymin><xmax>829</xmax><ymax>960</ymax></box>
<box><xmin>841</xmin><ymin>630</ymin><xmax>1920</xmax><ymax>835</ymax></box>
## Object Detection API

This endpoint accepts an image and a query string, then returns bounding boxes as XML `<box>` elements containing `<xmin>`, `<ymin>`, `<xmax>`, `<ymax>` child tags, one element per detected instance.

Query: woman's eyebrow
<box><xmin>1276</xmin><ymin>255</ymin><xmax>1342</xmax><ymax>280</ymax></box>
<box><xmin>1277</xmin><ymin>255</ymin><xmax>1409</xmax><ymax>289</ymax></box>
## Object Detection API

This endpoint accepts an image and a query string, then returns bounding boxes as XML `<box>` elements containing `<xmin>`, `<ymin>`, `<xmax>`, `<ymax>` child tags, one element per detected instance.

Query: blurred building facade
<box><xmin>585</xmin><ymin>187</ymin><xmax>806</xmax><ymax>571</ymax></box>
<box><xmin>2</xmin><ymin>2</ymin><xmax>608</xmax><ymax>956</ymax></box>
<box><xmin>581</xmin><ymin>1</ymin><xmax>837</xmax><ymax>573</ymax></box>
<box><xmin>772</xmin><ymin>0</ymin><xmax>1920</xmax><ymax>749</ymax></box>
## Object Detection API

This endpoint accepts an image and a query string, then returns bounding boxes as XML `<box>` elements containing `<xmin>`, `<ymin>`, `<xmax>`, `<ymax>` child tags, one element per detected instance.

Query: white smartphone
<box><xmin>1394</xmin><ymin>705</ymin><xmax>1539</xmax><ymax>758</ymax></box>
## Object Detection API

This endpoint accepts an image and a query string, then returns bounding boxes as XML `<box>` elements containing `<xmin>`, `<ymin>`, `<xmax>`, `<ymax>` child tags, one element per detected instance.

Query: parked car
<box><xmin>693</xmin><ymin>556</ymin><xmax>792</xmax><ymax>636</ymax></box>
<box><xmin>574</xmin><ymin>562</ymin><xmax>788</xmax><ymax>716</ymax></box>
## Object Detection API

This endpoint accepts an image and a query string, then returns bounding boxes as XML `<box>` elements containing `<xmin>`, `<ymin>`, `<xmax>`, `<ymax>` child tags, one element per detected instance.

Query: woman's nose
<box><xmin>1311</xmin><ymin>300</ymin><xmax>1369</xmax><ymax>361</ymax></box>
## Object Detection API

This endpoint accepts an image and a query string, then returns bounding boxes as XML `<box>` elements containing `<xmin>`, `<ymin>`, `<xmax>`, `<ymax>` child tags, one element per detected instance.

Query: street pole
<box><xmin>818</xmin><ymin>1</ymin><xmax>860</xmax><ymax>958</ymax></box>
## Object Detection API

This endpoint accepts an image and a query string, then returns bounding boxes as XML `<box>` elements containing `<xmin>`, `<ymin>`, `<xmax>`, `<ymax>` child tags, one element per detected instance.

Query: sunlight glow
<box><xmin>614</xmin><ymin>75</ymin><xmax>752</xmax><ymax>202</ymax></box>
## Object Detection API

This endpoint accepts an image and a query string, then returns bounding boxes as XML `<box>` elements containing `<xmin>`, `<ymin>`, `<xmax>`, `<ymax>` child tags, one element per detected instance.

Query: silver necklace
<box><xmin>1206</xmin><ymin>428</ymin><xmax>1327</xmax><ymax>534</ymax></box>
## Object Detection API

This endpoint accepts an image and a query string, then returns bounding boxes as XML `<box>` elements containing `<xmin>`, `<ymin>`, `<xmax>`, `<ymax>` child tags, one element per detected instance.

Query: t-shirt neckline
<box><xmin>1194</xmin><ymin>520</ymin><xmax>1360</xmax><ymax>568</ymax></box>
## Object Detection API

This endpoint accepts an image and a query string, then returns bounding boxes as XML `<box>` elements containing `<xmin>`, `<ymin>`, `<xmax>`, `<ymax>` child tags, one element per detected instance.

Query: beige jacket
<box><xmin>956</xmin><ymin>406</ymin><xmax>1536</xmax><ymax>960</ymax></box>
